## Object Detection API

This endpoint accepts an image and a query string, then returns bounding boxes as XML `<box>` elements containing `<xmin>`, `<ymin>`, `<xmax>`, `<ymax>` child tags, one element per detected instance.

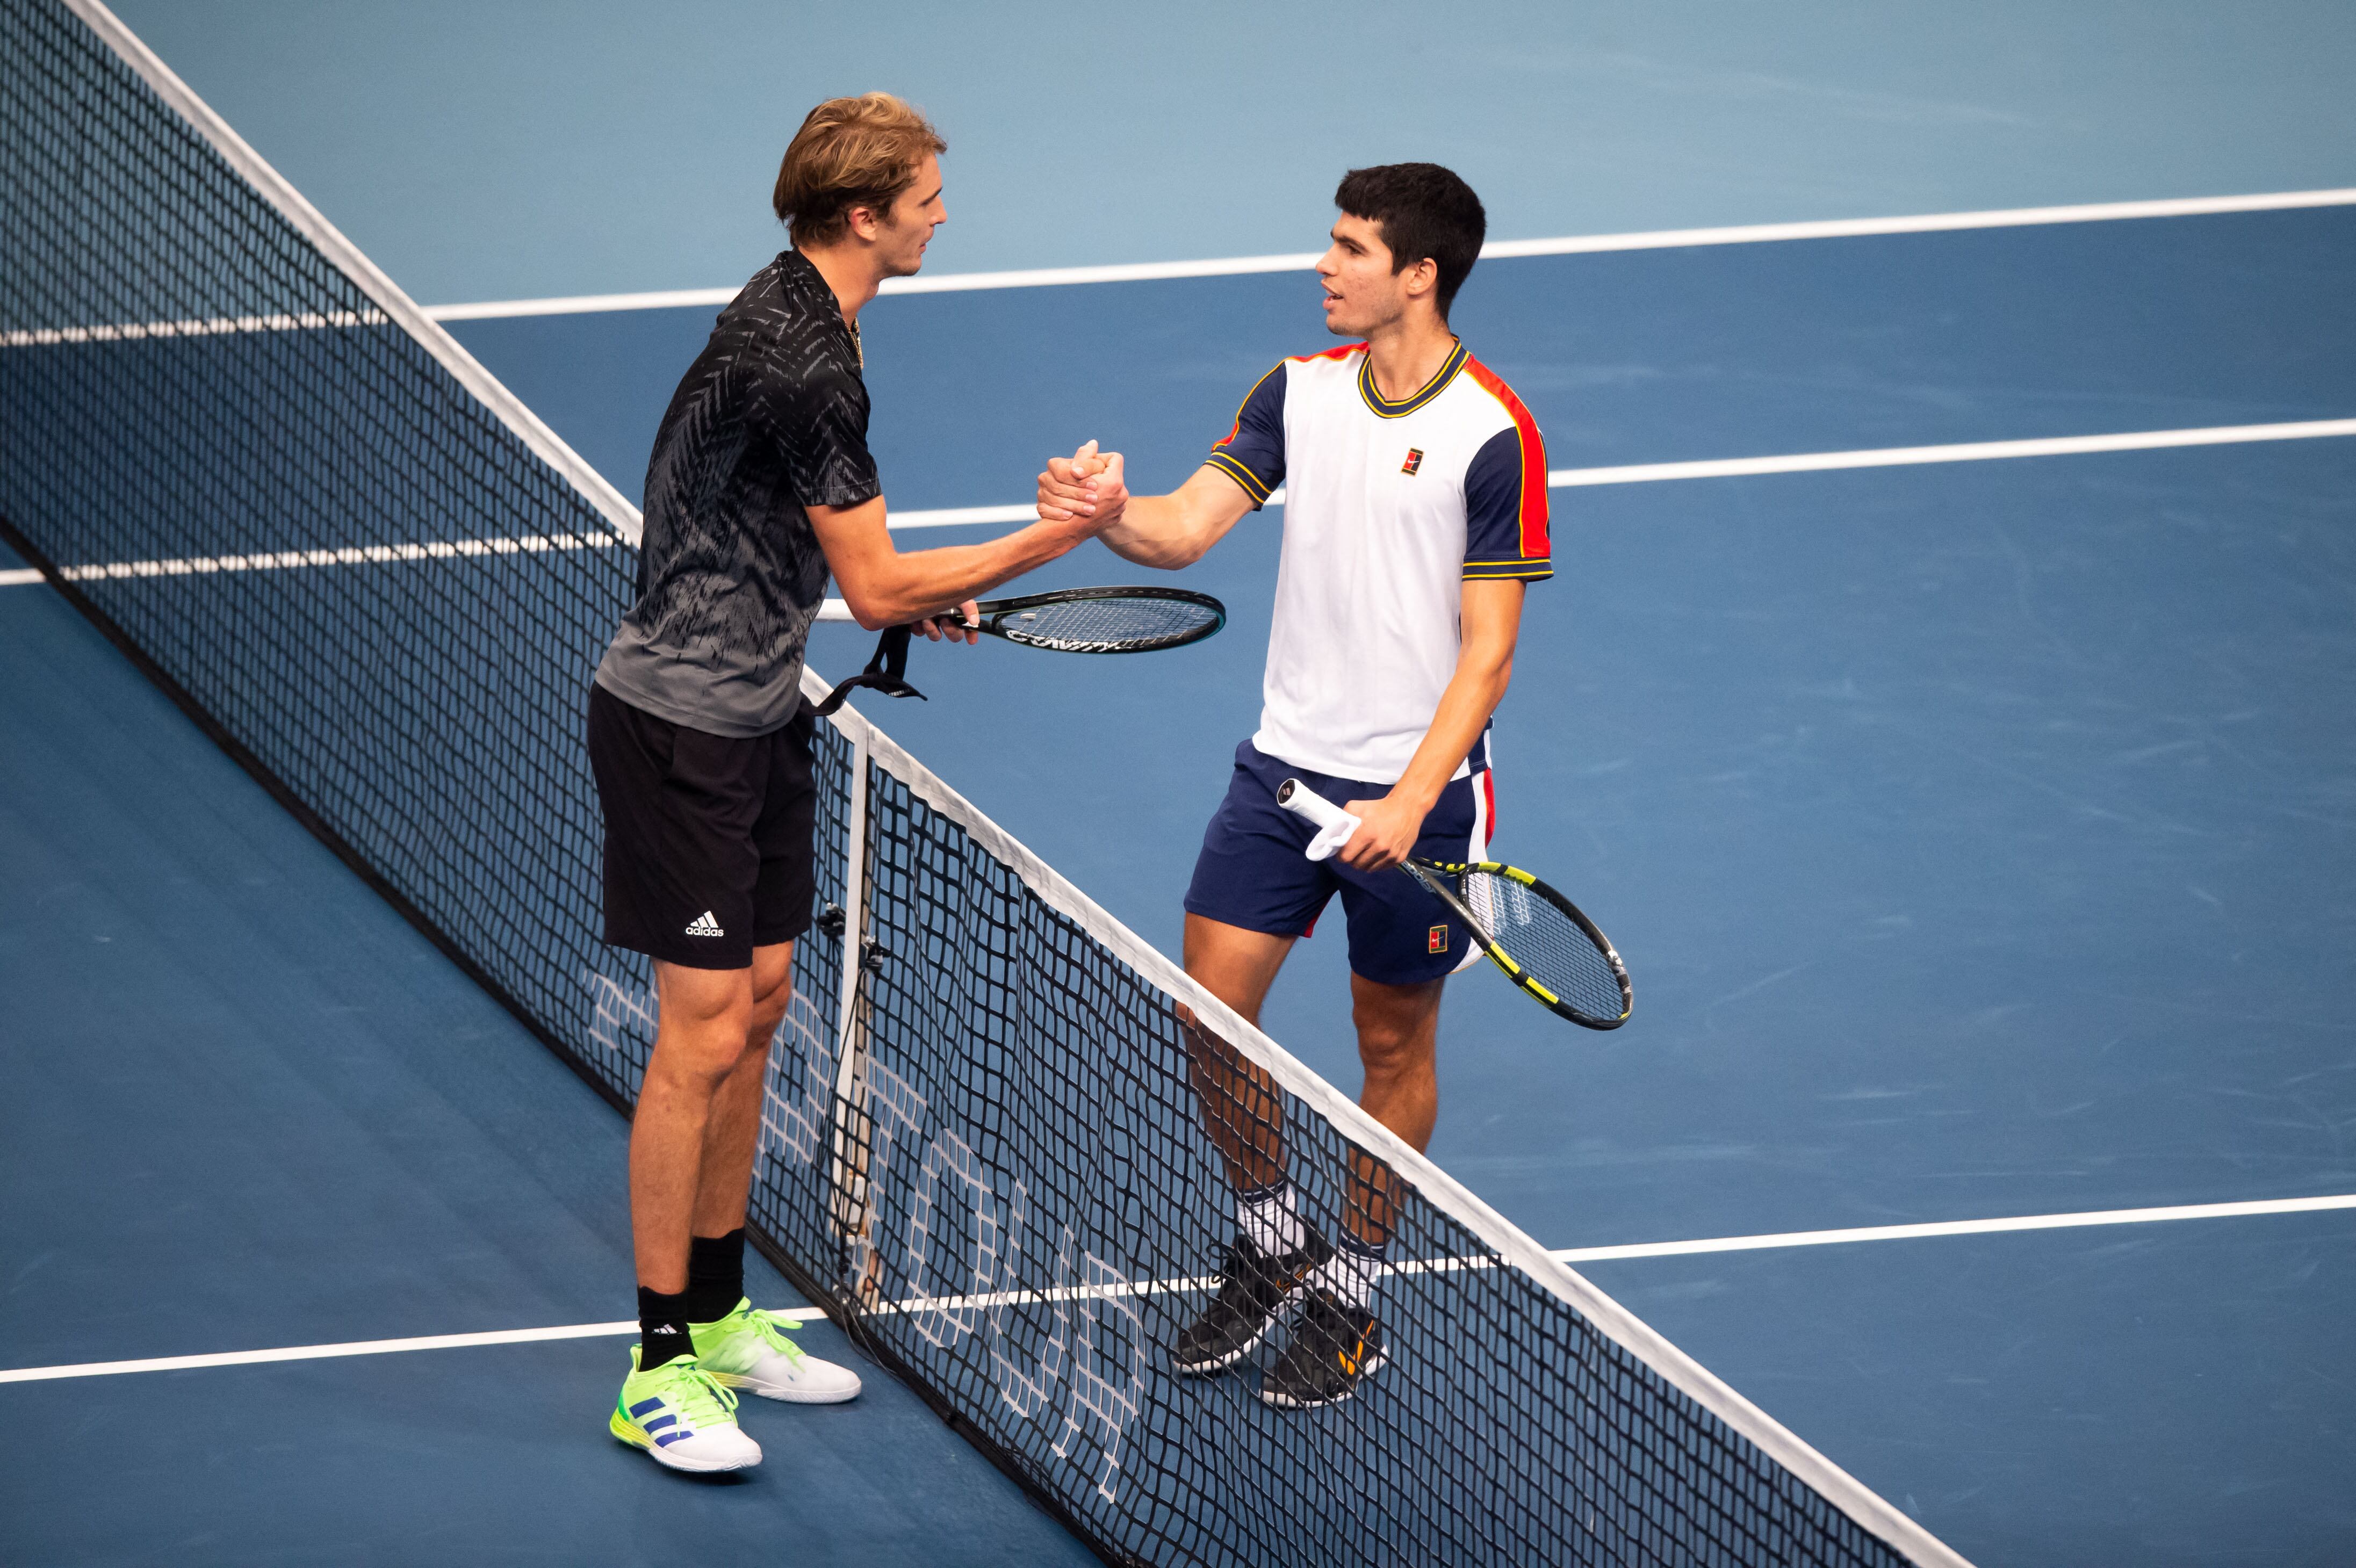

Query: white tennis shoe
<box><xmin>610</xmin><ymin>1349</ymin><xmax>763</xmax><ymax>1473</ymax></box>
<box><xmin>690</xmin><ymin>1299</ymin><xmax>863</xmax><ymax>1404</ymax></box>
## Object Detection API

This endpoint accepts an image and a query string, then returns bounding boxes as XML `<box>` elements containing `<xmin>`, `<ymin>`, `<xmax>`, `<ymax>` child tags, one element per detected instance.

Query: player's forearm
<box><xmin>1390</xmin><ymin>646</ymin><xmax>1515</xmax><ymax>814</ymax></box>
<box><xmin>1099</xmin><ymin>493</ymin><xmax>1214</xmax><ymax>569</ymax></box>
<box><xmin>832</xmin><ymin>519</ymin><xmax>1086</xmax><ymax>628</ymax></box>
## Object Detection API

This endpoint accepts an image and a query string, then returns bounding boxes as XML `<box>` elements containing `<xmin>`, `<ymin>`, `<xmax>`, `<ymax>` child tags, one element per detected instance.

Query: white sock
<box><xmin>1236</xmin><ymin>1182</ymin><xmax>1305</xmax><ymax>1256</ymax></box>
<box><xmin>1308</xmin><ymin>1233</ymin><xmax>1386</xmax><ymax>1310</ymax></box>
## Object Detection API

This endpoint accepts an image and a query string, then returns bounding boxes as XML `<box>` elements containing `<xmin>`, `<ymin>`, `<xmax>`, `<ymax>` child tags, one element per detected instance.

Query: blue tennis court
<box><xmin>5</xmin><ymin>4</ymin><xmax>2354</xmax><ymax>1564</ymax></box>
<box><xmin>446</xmin><ymin>201</ymin><xmax>2356</xmax><ymax>1565</ymax></box>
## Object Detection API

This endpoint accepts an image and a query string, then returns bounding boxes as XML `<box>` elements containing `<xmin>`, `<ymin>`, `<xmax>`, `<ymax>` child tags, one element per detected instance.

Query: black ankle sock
<box><xmin>637</xmin><ymin>1285</ymin><xmax>694</xmax><ymax>1370</ymax></box>
<box><xmin>685</xmin><ymin>1229</ymin><xmax>747</xmax><ymax>1324</ymax></box>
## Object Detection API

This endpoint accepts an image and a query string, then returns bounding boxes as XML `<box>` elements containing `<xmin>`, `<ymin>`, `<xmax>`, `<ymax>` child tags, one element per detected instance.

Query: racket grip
<box><xmin>816</xmin><ymin>598</ymin><xmax>978</xmax><ymax>631</ymax></box>
<box><xmin>1276</xmin><ymin>778</ymin><xmax>1360</xmax><ymax>862</ymax></box>
<box><xmin>1275</xmin><ymin>777</ymin><xmax>1347</xmax><ymax>827</ymax></box>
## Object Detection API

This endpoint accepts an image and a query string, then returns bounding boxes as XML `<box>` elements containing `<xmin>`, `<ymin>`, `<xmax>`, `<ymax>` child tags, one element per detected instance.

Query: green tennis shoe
<box><xmin>609</xmin><ymin>1348</ymin><xmax>762</xmax><ymax>1473</ymax></box>
<box><xmin>689</xmin><ymin>1298</ymin><xmax>863</xmax><ymax>1404</ymax></box>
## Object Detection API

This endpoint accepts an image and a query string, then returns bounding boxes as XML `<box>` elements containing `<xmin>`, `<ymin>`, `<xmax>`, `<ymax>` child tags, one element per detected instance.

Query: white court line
<box><xmin>23</xmin><ymin>185</ymin><xmax>2352</xmax><ymax>337</ymax></box>
<box><xmin>1544</xmin><ymin>416</ymin><xmax>2356</xmax><ymax>488</ymax></box>
<box><xmin>1548</xmin><ymin>1191</ymin><xmax>2356</xmax><ymax>1264</ymax></box>
<box><xmin>0</xmin><ymin>1312</ymin><xmax>822</xmax><ymax>1386</ymax></box>
<box><xmin>859</xmin><ymin>1275</ymin><xmax>1220</xmax><ymax>1317</ymax></box>
<box><xmin>888</xmin><ymin>503</ymin><xmax>1037</xmax><ymax>529</ymax></box>
<box><xmin>895</xmin><ymin>416</ymin><xmax>2356</xmax><ymax>527</ymax></box>
<box><xmin>16</xmin><ymin>189</ymin><xmax>2352</xmax><ymax>341</ymax></box>
<box><xmin>0</xmin><ymin>309</ymin><xmax>386</xmax><ymax>348</ymax></box>
<box><xmin>420</xmin><ymin>187</ymin><xmax>2356</xmax><ymax>320</ymax></box>
<box><xmin>7</xmin><ymin>1193</ymin><xmax>2349</xmax><ymax>1387</ymax></box>
<box><xmin>0</xmin><ymin>534</ymin><xmax>622</xmax><ymax>589</ymax></box>
<box><xmin>7</xmin><ymin>416</ymin><xmax>2351</xmax><ymax>595</ymax></box>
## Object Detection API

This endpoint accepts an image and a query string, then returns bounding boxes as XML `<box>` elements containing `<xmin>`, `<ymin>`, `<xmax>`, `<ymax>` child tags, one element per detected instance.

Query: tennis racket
<box><xmin>1276</xmin><ymin>777</ymin><xmax>1632</xmax><ymax>1030</ymax></box>
<box><xmin>817</xmin><ymin>587</ymin><xmax>1226</xmax><ymax>654</ymax></box>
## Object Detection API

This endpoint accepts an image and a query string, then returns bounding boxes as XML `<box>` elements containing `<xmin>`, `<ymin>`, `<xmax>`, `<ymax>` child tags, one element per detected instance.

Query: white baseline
<box><xmin>422</xmin><ymin>187</ymin><xmax>2356</xmax><ymax>321</ymax></box>
<box><xmin>5</xmin><ymin>1191</ymin><xmax>2349</xmax><ymax>1386</ymax></box>
<box><xmin>889</xmin><ymin>414</ymin><xmax>2356</xmax><ymax>531</ymax></box>
<box><xmin>3</xmin><ymin>416</ymin><xmax>2351</xmax><ymax>595</ymax></box>
<box><xmin>0</xmin><ymin>1312</ymin><xmax>820</xmax><ymax>1386</ymax></box>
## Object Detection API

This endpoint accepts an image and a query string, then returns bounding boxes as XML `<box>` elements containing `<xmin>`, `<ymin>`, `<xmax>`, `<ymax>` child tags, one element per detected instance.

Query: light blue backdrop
<box><xmin>110</xmin><ymin>0</ymin><xmax>2356</xmax><ymax>305</ymax></box>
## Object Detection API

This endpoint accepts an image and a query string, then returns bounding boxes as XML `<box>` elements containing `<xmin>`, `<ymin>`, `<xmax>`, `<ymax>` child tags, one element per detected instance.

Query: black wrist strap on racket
<box><xmin>812</xmin><ymin>623</ymin><xmax>927</xmax><ymax>717</ymax></box>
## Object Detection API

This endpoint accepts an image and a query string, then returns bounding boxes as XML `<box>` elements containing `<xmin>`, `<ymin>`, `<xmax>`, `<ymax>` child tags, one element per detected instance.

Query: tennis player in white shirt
<box><xmin>1037</xmin><ymin>163</ymin><xmax>1551</xmax><ymax>1410</ymax></box>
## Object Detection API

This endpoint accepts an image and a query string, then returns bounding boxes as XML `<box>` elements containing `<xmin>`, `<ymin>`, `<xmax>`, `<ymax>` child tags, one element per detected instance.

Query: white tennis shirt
<box><xmin>1206</xmin><ymin>338</ymin><xmax>1551</xmax><ymax>783</ymax></box>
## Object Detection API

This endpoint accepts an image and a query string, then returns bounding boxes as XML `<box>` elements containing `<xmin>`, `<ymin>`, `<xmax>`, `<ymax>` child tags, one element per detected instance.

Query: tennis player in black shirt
<box><xmin>589</xmin><ymin>93</ymin><xmax>1120</xmax><ymax>1473</ymax></box>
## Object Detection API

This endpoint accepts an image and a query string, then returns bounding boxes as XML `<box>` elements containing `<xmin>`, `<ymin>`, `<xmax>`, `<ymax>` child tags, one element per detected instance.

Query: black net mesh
<box><xmin>0</xmin><ymin>0</ymin><xmax>649</xmax><ymax>1065</ymax></box>
<box><xmin>0</xmin><ymin>4</ymin><xmax>1943</xmax><ymax>1564</ymax></box>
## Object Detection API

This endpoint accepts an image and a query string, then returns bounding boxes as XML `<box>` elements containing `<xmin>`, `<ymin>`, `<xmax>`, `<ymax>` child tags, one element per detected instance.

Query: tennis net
<box><xmin>0</xmin><ymin>3</ymin><xmax>1969</xmax><ymax>1563</ymax></box>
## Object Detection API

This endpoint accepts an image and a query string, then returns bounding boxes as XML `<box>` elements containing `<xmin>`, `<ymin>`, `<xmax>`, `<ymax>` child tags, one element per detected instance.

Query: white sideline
<box><xmin>6</xmin><ymin>417</ymin><xmax>2351</xmax><ymax>595</ymax></box>
<box><xmin>1546</xmin><ymin>417</ymin><xmax>2356</xmax><ymax>487</ymax></box>
<box><xmin>419</xmin><ymin>187</ymin><xmax>2356</xmax><ymax>320</ymax></box>
<box><xmin>961</xmin><ymin>416</ymin><xmax>2356</xmax><ymax>519</ymax></box>
<box><xmin>25</xmin><ymin>185</ymin><xmax>2353</xmax><ymax>341</ymax></box>
<box><xmin>10</xmin><ymin>1194</ymin><xmax>2345</xmax><ymax>1389</ymax></box>
<box><xmin>1244</xmin><ymin>416</ymin><xmax>2356</xmax><ymax>512</ymax></box>
<box><xmin>0</xmin><ymin>1313</ymin><xmax>821</xmax><ymax>1385</ymax></box>
<box><xmin>1550</xmin><ymin>1191</ymin><xmax>2356</xmax><ymax>1263</ymax></box>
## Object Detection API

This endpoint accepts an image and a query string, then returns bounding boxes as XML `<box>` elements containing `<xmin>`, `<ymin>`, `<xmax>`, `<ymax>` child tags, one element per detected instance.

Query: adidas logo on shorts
<box><xmin>685</xmin><ymin>911</ymin><xmax>724</xmax><ymax>937</ymax></box>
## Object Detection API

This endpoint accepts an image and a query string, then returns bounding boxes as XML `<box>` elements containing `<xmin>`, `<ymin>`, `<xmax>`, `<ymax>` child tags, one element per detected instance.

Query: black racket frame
<box><xmin>963</xmin><ymin>586</ymin><xmax>1226</xmax><ymax>653</ymax></box>
<box><xmin>1405</xmin><ymin>858</ymin><xmax>1633</xmax><ymax>1030</ymax></box>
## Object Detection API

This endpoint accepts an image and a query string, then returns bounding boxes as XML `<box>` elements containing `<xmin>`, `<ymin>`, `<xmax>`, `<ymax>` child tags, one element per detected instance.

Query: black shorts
<box><xmin>586</xmin><ymin>681</ymin><xmax>818</xmax><ymax>970</ymax></box>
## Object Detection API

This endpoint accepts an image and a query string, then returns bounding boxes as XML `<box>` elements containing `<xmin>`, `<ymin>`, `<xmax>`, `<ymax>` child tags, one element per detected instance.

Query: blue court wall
<box><xmin>106</xmin><ymin>0</ymin><xmax>2356</xmax><ymax>306</ymax></box>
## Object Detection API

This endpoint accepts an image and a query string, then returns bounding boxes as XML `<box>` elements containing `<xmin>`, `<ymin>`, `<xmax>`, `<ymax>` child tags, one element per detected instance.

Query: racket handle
<box><xmin>1275</xmin><ymin>777</ymin><xmax>1346</xmax><ymax>827</ymax></box>
<box><xmin>815</xmin><ymin>598</ymin><xmax>980</xmax><ymax>631</ymax></box>
<box><xmin>1276</xmin><ymin>778</ymin><xmax>1360</xmax><ymax>862</ymax></box>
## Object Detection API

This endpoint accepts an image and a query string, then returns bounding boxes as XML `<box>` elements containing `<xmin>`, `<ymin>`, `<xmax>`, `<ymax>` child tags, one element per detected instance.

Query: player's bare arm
<box><xmin>1336</xmin><ymin>578</ymin><xmax>1524</xmax><ymax>872</ymax></box>
<box><xmin>810</xmin><ymin>491</ymin><xmax>1115</xmax><ymax>634</ymax></box>
<box><xmin>1036</xmin><ymin>454</ymin><xmax>1247</xmax><ymax>569</ymax></box>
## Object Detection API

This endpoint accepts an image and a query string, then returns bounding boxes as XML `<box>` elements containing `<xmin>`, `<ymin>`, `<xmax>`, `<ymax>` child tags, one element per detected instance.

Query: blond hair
<box><xmin>772</xmin><ymin>93</ymin><xmax>946</xmax><ymax>245</ymax></box>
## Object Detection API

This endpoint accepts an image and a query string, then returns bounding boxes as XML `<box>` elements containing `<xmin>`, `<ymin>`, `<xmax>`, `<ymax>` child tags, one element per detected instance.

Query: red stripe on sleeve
<box><xmin>1462</xmin><ymin>357</ymin><xmax>1550</xmax><ymax>560</ymax></box>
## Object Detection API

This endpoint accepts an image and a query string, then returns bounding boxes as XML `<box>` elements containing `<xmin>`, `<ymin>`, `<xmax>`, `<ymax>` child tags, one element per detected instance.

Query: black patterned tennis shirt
<box><xmin>594</xmin><ymin>249</ymin><xmax>878</xmax><ymax>736</ymax></box>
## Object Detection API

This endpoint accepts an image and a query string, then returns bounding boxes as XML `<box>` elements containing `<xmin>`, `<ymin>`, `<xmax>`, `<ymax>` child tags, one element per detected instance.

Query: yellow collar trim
<box><xmin>1358</xmin><ymin>339</ymin><xmax>1466</xmax><ymax>418</ymax></box>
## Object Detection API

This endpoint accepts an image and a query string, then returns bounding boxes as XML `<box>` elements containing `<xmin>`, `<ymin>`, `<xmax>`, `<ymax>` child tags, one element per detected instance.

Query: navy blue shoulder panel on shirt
<box><xmin>1206</xmin><ymin>362</ymin><xmax>1287</xmax><ymax>507</ymax></box>
<box><xmin>1462</xmin><ymin>425</ymin><xmax>1553</xmax><ymax>582</ymax></box>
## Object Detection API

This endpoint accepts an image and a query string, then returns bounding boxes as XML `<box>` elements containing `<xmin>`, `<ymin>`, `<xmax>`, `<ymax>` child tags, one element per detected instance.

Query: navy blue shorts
<box><xmin>1184</xmin><ymin>741</ymin><xmax>1494</xmax><ymax>985</ymax></box>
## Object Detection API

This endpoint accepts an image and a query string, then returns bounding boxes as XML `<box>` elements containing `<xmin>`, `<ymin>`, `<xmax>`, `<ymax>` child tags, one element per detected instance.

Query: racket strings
<box><xmin>1463</xmin><ymin>870</ymin><xmax>1626</xmax><ymax>1022</ymax></box>
<box><xmin>997</xmin><ymin>595</ymin><xmax>1220</xmax><ymax>652</ymax></box>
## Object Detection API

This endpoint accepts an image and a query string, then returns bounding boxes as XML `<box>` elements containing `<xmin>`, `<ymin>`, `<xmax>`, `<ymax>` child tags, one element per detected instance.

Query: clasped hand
<box><xmin>904</xmin><ymin>439</ymin><xmax>1127</xmax><ymax>642</ymax></box>
<box><xmin>1036</xmin><ymin>439</ymin><xmax>1130</xmax><ymax>530</ymax></box>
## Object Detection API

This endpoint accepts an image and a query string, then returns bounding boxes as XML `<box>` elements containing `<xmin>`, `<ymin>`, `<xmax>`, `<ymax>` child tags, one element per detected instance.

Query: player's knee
<box><xmin>654</xmin><ymin>1017</ymin><xmax>754</xmax><ymax>1085</ymax></box>
<box><xmin>1352</xmin><ymin>991</ymin><xmax>1438</xmax><ymax>1080</ymax></box>
<box><xmin>653</xmin><ymin>980</ymin><xmax>759</xmax><ymax>1080</ymax></box>
<box><xmin>748</xmin><ymin>977</ymin><xmax>792</xmax><ymax>1037</ymax></box>
<box><xmin>1356</xmin><ymin>1027</ymin><xmax>1430</xmax><ymax>1083</ymax></box>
